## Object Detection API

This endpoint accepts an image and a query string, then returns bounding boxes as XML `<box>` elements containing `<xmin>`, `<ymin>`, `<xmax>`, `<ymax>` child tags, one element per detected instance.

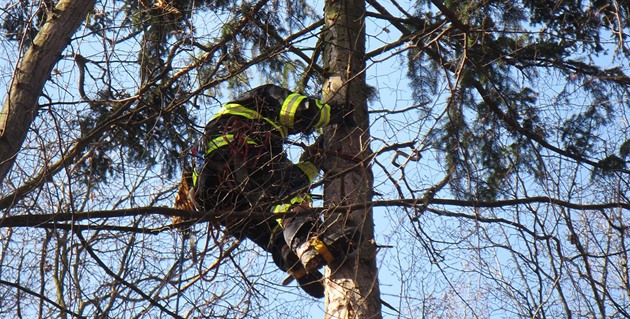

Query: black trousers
<box><xmin>193</xmin><ymin>135</ymin><xmax>316</xmax><ymax>272</ymax></box>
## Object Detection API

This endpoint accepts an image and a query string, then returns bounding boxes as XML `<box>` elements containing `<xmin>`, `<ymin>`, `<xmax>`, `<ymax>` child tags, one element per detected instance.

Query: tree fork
<box><xmin>321</xmin><ymin>0</ymin><xmax>382</xmax><ymax>318</ymax></box>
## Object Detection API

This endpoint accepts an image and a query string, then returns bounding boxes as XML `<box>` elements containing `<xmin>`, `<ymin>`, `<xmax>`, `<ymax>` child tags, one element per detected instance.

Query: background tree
<box><xmin>0</xmin><ymin>0</ymin><xmax>96</xmax><ymax>184</ymax></box>
<box><xmin>1</xmin><ymin>0</ymin><xmax>630</xmax><ymax>318</ymax></box>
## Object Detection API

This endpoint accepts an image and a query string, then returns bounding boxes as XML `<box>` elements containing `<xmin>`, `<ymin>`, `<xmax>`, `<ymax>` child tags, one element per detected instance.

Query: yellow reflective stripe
<box><xmin>272</xmin><ymin>203</ymin><xmax>292</xmax><ymax>226</ymax></box>
<box><xmin>296</xmin><ymin>161</ymin><xmax>319</xmax><ymax>182</ymax></box>
<box><xmin>205</xmin><ymin>134</ymin><xmax>257</xmax><ymax>156</ymax></box>
<box><xmin>295</xmin><ymin>193</ymin><xmax>312</xmax><ymax>204</ymax></box>
<box><xmin>309</xmin><ymin>237</ymin><xmax>335</xmax><ymax>264</ymax></box>
<box><xmin>273</xmin><ymin>203</ymin><xmax>293</xmax><ymax>213</ymax></box>
<box><xmin>314</xmin><ymin>100</ymin><xmax>331</xmax><ymax>128</ymax></box>
<box><xmin>214</xmin><ymin>103</ymin><xmax>288</xmax><ymax>138</ymax></box>
<box><xmin>272</xmin><ymin>195</ymin><xmax>311</xmax><ymax>213</ymax></box>
<box><xmin>280</xmin><ymin>93</ymin><xmax>307</xmax><ymax>129</ymax></box>
<box><xmin>272</xmin><ymin>194</ymin><xmax>312</xmax><ymax>226</ymax></box>
<box><xmin>192</xmin><ymin>170</ymin><xmax>199</xmax><ymax>187</ymax></box>
<box><xmin>214</xmin><ymin>103</ymin><xmax>262</xmax><ymax>120</ymax></box>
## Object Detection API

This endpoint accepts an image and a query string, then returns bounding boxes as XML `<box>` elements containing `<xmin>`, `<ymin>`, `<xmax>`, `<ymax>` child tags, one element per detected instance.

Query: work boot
<box><xmin>295</xmin><ymin>241</ymin><xmax>325</xmax><ymax>273</ymax></box>
<box><xmin>283</xmin><ymin>266</ymin><xmax>325</xmax><ymax>298</ymax></box>
<box><xmin>282</xmin><ymin>204</ymin><xmax>323</xmax><ymax>272</ymax></box>
<box><xmin>276</xmin><ymin>243</ymin><xmax>324</xmax><ymax>298</ymax></box>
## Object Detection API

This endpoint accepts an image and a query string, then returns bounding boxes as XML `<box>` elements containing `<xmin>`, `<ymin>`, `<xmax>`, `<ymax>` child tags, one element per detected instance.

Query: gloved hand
<box><xmin>327</xmin><ymin>101</ymin><xmax>356</xmax><ymax>127</ymax></box>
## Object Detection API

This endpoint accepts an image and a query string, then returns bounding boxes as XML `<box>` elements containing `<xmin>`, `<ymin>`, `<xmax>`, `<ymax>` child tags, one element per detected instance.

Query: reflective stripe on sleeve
<box><xmin>314</xmin><ymin>100</ymin><xmax>331</xmax><ymax>128</ymax></box>
<box><xmin>280</xmin><ymin>93</ymin><xmax>307</xmax><ymax>129</ymax></box>
<box><xmin>205</xmin><ymin>134</ymin><xmax>257</xmax><ymax>156</ymax></box>
<box><xmin>214</xmin><ymin>103</ymin><xmax>288</xmax><ymax>138</ymax></box>
<box><xmin>272</xmin><ymin>194</ymin><xmax>313</xmax><ymax>226</ymax></box>
<box><xmin>296</xmin><ymin>161</ymin><xmax>320</xmax><ymax>183</ymax></box>
<box><xmin>272</xmin><ymin>203</ymin><xmax>292</xmax><ymax>226</ymax></box>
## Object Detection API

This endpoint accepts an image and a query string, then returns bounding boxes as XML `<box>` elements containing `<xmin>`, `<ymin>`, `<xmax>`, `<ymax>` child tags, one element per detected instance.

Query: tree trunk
<box><xmin>0</xmin><ymin>0</ymin><xmax>96</xmax><ymax>185</ymax></box>
<box><xmin>321</xmin><ymin>0</ymin><xmax>382</xmax><ymax>318</ymax></box>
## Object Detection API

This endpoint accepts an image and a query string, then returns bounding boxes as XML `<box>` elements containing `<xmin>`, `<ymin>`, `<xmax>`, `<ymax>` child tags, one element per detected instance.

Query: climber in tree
<box><xmin>190</xmin><ymin>84</ymin><xmax>358</xmax><ymax>298</ymax></box>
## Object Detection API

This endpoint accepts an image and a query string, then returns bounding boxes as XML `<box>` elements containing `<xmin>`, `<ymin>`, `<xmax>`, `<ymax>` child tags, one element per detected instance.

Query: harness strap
<box><xmin>309</xmin><ymin>237</ymin><xmax>335</xmax><ymax>264</ymax></box>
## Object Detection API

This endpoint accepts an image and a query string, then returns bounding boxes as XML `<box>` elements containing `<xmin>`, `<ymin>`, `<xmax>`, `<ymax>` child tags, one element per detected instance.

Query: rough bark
<box><xmin>321</xmin><ymin>0</ymin><xmax>382</xmax><ymax>318</ymax></box>
<box><xmin>0</xmin><ymin>0</ymin><xmax>96</xmax><ymax>185</ymax></box>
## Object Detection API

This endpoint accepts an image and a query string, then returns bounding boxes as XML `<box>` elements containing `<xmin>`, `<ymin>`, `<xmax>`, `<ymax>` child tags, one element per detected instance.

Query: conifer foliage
<box><xmin>1</xmin><ymin>1</ymin><xmax>629</xmax><ymax>318</ymax></box>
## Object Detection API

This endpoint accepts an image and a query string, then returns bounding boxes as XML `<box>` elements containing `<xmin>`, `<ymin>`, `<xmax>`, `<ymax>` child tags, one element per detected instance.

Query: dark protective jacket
<box><xmin>192</xmin><ymin>84</ymin><xmax>341</xmax><ymax>297</ymax></box>
<box><xmin>193</xmin><ymin>83</ymin><xmax>333</xmax><ymax>222</ymax></box>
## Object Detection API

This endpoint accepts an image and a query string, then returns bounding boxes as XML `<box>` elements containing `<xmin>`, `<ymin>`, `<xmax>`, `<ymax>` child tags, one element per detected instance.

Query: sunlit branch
<box><xmin>2</xmin><ymin>196</ymin><xmax>629</xmax><ymax>230</ymax></box>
